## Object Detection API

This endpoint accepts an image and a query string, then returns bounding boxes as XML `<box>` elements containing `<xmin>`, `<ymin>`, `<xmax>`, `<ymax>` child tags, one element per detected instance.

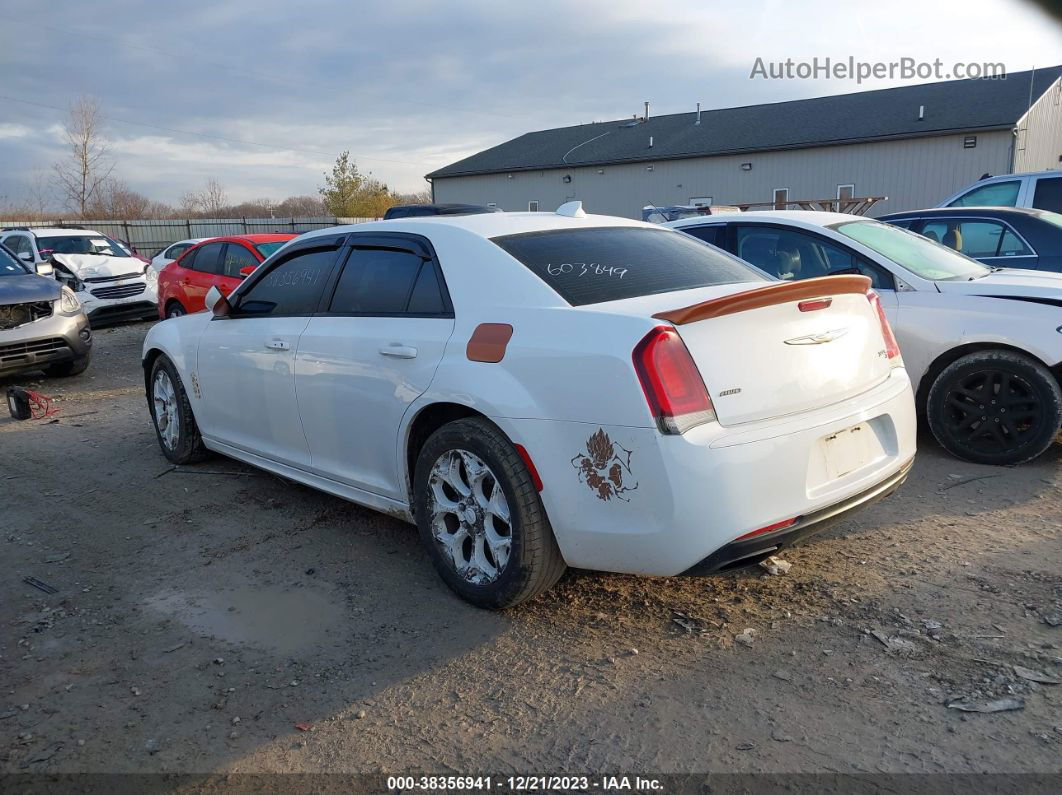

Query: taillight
<box><xmin>633</xmin><ymin>326</ymin><xmax>716</xmax><ymax>434</ymax></box>
<box><xmin>866</xmin><ymin>290</ymin><xmax>902</xmax><ymax>365</ymax></box>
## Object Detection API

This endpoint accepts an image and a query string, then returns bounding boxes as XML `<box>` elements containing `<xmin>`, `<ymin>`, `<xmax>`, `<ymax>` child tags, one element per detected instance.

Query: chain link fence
<box><xmin>0</xmin><ymin>217</ymin><xmax>376</xmax><ymax>257</ymax></box>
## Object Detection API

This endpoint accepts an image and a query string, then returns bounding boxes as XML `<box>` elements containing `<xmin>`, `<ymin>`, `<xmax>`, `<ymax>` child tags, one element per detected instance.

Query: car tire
<box><xmin>166</xmin><ymin>302</ymin><xmax>186</xmax><ymax>319</ymax></box>
<box><xmin>927</xmin><ymin>350</ymin><xmax>1062</xmax><ymax>466</ymax></box>
<box><xmin>148</xmin><ymin>355</ymin><xmax>209</xmax><ymax>465</ymax></box>
<box><xmin>413</xmin><ymin>417</ymin><xmax>566</xmax><ymax>608</ymax></box>
<box><xmin>45</xmin><ymin>356</ymin><xmax>90</xmax><ymax>378</ymax></box>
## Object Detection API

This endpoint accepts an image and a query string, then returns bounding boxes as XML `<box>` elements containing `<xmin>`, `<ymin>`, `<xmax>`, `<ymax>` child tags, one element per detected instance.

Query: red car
<box><xmin>157</xmin><ymin>234</ymin><xmax>297</xmax><ymax>318</ymax></box>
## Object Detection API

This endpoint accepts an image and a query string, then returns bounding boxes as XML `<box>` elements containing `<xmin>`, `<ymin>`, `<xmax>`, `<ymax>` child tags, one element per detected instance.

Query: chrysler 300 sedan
<box><xmin>143</xmin><ymin>205</ymin><xmax>916</xmax><ymax>607</ymax></box>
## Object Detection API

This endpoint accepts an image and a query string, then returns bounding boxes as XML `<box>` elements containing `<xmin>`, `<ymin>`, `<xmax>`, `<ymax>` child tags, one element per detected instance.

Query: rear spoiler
<box><xmin>652</xmin><ymin>275</ymin><xmax>872</xmax><ymax>325</ymax></box>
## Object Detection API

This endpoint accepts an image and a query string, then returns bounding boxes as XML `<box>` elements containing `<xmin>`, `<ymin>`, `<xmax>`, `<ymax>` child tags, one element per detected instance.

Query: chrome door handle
<box><xmin>379</xmin><ymin>345</ymin><xmax>418</xmax><ymax>359</ymax></box>
<box><xmin>265</xmin><ymin>339</ymin><xmax>290</xmax><ymax>351</ymax></box>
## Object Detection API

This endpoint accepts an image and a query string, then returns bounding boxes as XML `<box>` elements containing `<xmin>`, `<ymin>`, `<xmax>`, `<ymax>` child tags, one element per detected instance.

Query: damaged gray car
<box><xmin>0</xmin><ymin>243</ymin><xmax>92</xmax><ymax>379</ymax></box>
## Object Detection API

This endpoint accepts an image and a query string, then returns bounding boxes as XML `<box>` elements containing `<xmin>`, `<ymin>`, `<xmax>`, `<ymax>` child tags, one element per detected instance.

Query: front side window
<box><xmin>831</xmin><ymin>219</ymin><xmax>989</xmax><ymax>281</ymax></box>
<box><xmin>1032</xmin><ymin>176</ymin><xmax>1062</xmax><ymax>213</ymax></box>
<box><xmin>235</xmin><ymin>247</ymin><xmax>337</xmax><ymax>316</ymax></box>
<box><xmin>733</xmin><ymin>225</ymin><xmax>894</xmax><ymax>289</ymax></box>
<box><xmin>492</xmin><ymin>226</ymin><xmax>763</xmax><ymax>306</ymax></box>
<box><xmin>221</xmin><ymin>244</ymin><xmax>259</xmax><ymax>279</ymax></box>
<box><xmin>948</xmin><ymin>180</ymin><xmax>1020</xmax><ymax>208</ymax></box>
<box><xmin>920</xmin><ymin>220</ymin><xmax>1031</xmax><ymax>258</ymax></box>
<box><xmin>328</xmin><ymin>248</ymin><xmax>433</xmax><ymax>314</ymax></box>
<box><xmin>36</xmin><ymin>235</ymin><xmax>129</xmax><ymax>257</ymax></box>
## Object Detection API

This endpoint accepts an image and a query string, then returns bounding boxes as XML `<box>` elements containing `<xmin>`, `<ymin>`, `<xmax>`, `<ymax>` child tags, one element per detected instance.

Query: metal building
<box><xmin>427</xmin><ymin>67</ymin><xmax>1062</xmax><ymax>218</ymax></box>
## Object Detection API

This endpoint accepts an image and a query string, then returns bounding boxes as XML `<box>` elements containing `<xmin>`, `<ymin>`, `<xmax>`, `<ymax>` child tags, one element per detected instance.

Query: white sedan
<box><xmin>666</xmin><ymin>211</ymin><xmax>1062</xmax><ymax>465</ymax></box>
<box><xmin>142</xmin><ymin>205</ymin><xmax>916</xmax><ymax>607</ymax></box>
<box><xmin>149</xmin><ymin>238</ymin><xmax>209</xmax><ymax>273</ymax></box>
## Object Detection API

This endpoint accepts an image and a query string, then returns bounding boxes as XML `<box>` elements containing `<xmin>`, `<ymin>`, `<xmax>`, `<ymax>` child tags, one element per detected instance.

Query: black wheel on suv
<box><xmin>166</xmin><ymin>301</ymin><xmax>186</xmax><ymax>318</ymax></box>
<box><xmin>413</xmin><ymin>417</ymin><xmax>566</xmax><ymax>608</ymax></box>
<box><xmin>926</xmin><ymin>350</ymin><xmax>1062</xmax><ymax>466</ymax></box>
<box><xmin>45</xmin><ymin>356</ymin><xmax>90</xmax><ymax>378</ymax></box>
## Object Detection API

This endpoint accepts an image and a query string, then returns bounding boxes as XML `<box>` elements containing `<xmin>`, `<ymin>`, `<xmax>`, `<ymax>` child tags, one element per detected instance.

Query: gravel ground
<box><xmin>1</xmin><ymin>322</ymin><xmax>1060</xmax><ymax>779</ymax></box>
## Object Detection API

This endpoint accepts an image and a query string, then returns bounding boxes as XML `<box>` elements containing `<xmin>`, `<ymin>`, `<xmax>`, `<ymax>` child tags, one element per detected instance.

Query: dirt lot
<box><xmin>1</xmin><ymin>322</ymin><xmax>1060</xmax><ymax>781</ymax></box>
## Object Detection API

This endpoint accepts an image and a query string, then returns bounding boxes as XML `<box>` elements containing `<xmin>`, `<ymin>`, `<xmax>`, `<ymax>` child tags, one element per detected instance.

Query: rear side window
<box><xmin>681</xmin><ymin>225</ymin><xmax>723</xmax><ymax>246</ymax></box>
<box><xmin>328</xmin><ymin>248</ymin><xmax>443</xmax><ymax>315</ymax></box>
<box><xmin>492</xmin><ymin>227</ymin><xmax>763</xmax><ymax>306</ymax></box>
<box><xmin>236</xmin><ymin>247</ymin><xmax>337</xmax><ymax>316</ymax></box>
<box><xmin>1032</xmin><ymin>177</ymin><xmax>1062</xmax><ymax>213</ymax></box>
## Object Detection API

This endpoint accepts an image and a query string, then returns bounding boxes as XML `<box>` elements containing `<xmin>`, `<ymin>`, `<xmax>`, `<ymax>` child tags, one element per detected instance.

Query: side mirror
<box><xmin>239</xmin><ymin>265</ymin><xmax>256</xmax><ymax>279</ymax></box>
<box><xmin>35</xmin><ymin>261</ymin><xmax>54</xmax><ymax>276</ymax></box>
<box><xmin>204</xmin><ymin>285</ymin><xmax>231</xmax><ymax>318</ymax></box>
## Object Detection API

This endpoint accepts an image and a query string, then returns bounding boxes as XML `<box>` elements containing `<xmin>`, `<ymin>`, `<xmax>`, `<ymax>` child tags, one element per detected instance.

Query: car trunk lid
<box><xmin>650</xmin><ymin>276</ymin><xmax>892</xmax><ymax>426</ymax></box>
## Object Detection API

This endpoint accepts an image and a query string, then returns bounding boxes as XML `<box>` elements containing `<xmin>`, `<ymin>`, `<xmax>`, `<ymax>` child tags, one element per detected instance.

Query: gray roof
<box><xmin>428</xmin><ymin>67</ymin><xmax>1062</xmax><ymax>179</ymax></box>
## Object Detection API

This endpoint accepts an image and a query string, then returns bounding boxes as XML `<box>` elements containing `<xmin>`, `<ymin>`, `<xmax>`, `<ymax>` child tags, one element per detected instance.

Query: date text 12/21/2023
<box><xmin>386</xmin><ymin>775</ymin><xmax>664</xmax><ymax>791</ymax></box>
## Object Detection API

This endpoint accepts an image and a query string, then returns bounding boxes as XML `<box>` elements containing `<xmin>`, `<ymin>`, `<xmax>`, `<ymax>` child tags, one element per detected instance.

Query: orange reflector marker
<box><xmin>514</xmin><ymin>444</ymin><xmax>543</xmax><ymax>491</ymax></box>
<box><xmin>798</xmin><ymin>297</ymin><xmax>832</xmax><ymax>312</ymax></box>
<box><xmin>735</xmin><ymin>517</ymin><xmax>798</xmax><ymax>542</ymax></box>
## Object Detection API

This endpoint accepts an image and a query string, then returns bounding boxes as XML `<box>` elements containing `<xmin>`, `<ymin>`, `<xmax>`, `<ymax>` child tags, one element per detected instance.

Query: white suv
<box><xmin>0</xmin><ymin>227</ymin><xmax>158</xmax><ymax>325</ymax></box>
<box><xmin>939</xmin><ymin>170</ymin><xmax>1062</xmax><ymax>213</ymax></box>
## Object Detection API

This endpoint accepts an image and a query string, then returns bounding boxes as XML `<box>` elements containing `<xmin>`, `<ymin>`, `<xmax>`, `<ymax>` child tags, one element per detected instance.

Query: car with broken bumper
<box><xmin>0</xmin><ymin>243</ymin><xmax>91</xmax><ymax>378</ymax></box>
<box><xmin>1</xmin><ymin>228</ymin><xmax>158</xmax><ymax>325</ymax></box>
<box><xmin>142</xmin><ymin>206</ymin><xmax>916</xmax><ymax>607</ymax></box>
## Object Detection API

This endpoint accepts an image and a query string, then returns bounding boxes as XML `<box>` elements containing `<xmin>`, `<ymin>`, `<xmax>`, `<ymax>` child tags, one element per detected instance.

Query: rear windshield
<box><xmin>492</xmin><ymin>226</ymin><xmax>764</xmax><ymax>306</ymax></box>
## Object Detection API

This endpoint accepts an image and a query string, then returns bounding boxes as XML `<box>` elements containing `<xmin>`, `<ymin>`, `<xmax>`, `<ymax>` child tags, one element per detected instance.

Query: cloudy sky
<box><xmin>2</xmin><ymin>0</ymin><xmax>1060</xmax><ymax>210</ymax></box>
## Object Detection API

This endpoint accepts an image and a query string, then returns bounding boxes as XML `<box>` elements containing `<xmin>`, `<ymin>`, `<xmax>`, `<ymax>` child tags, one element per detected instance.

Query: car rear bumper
<box><xmin>679</xmin><ymin>455</ymin><xmax>914</xmax><ymax>575</ymax></box>
<box><xmin>0</xmin><ymin>311</ymin><xmax>92</xmax><ymax>377</ymax></box>
<box><xmin>496</xmin><ymin>367</ymin><xmax>917</xmax><ymax>576</ymax></box>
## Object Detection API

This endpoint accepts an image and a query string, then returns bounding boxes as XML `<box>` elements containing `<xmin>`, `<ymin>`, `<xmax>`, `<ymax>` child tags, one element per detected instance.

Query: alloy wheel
<box><xmin>152</xmin><ymin>370</ymin><xmax>180</xmax><ymax>451</ymax></box>
<box><xmin>941</xmin><ymin>368</ymin><xmax>1043</xmax><ymax>456</ymax></box>
<box><xmin>427</xmin><ymin>449</ymin><xmax>512</xmax><ymax>585</ymax></box>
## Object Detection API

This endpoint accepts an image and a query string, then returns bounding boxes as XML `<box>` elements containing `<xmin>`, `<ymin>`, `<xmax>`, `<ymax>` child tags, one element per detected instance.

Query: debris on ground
<box><xmin>1013</xmin><ymin>665</ymin><xmax>1060</xmax><ymax>685</ymax></box>
<box><xmin>295</xmin><ymin>722</ymin><xmax>311</xmax><ymax>731</ymax></box>
<box><xmin>870</xmin><ymin>630</ymin><xmax>918</xmax><ymax>653</ymax></box>
<box><xmin>759</xmin><ymin>556</ymin><xmax>792</xmax><ymax>576</ymax></box>
<box><xmin>734</xmin><ymin>629</ymin><xmax>757</xmax><ymax>647</ymax></box>
<box><xmin>946</xmin><ymin>697</ymin><xmax>1025</xmax><ymax>713</ymax></box>
<box><xmin>22</xmin><ymin>576</ymin><xmax>58</xmax><ymax>595</ymax></box>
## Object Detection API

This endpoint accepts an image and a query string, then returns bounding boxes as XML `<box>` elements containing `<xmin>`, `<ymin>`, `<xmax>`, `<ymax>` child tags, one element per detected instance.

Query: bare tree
<box><xmin>87</xmin><ymin>177</ymin><xmax>152</xmax><ymax>219</ymax></box>
<box><xmin>27</xmin><ymin>171</ymin><xmax>54</xmax><ymax>218</ymax></box>
<box><xmin>201</xmin><ymin>178</ymin><xmax>228</xmax><ymax>216</ymax></box>
<box><xmin>53</xmin><ymin>96</ymin><xmax>114</xmax><ymax>217</ymax></box>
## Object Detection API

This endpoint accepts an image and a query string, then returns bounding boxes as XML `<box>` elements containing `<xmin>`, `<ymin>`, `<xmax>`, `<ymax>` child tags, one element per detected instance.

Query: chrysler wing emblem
<box><xmin>784</xmin><ymin>327</ymin><xmax>849</xmax><ymax>345</ymax></box>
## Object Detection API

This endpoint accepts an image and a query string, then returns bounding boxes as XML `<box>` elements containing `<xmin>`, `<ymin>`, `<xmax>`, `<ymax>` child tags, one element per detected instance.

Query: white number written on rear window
<box><xmin>545</xmin><ymin>262</ymin><xmax>628</xmax><ymax>279</ymax></box>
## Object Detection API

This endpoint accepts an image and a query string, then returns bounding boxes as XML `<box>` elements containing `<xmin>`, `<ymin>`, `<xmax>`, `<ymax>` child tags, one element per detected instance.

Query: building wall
<box><xmin>433</xmin><ymin>131</ymin><xmax>1014</xmax><ymax>218</ymax></box>
<box><xmin>1013</xmin><ymin>76</ymin><xmax>1062</xmax><ymax>172</ymax></box>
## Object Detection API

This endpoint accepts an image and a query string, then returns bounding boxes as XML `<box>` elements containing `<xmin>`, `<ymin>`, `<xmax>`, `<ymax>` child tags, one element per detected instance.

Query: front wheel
<box><xmin>45</xmin><ymin>356</ymin><xmax>90</xmax><ymax>378</ymax></box>
<box><xmin>165</xmin><ymin>302</ymin><xmax>186</xmax><ymax>318</ymax></box>
<box><xmin>149</xmin><ymin>355</ymin><xmax>210</xmax><ymax>464</ymax></box>
<box><xmin>413</xmin><ymin>417</ymin><xmax>566</xmax><ymax>608</ymax></box>
<box><xmin>926</xmin><ymin>350</ymin><xmax>1062</xmax><ymax>466</ymax></box>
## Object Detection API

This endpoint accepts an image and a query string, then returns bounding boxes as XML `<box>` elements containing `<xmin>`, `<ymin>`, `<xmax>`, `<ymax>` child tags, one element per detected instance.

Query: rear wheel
<box><xmin>413</xmin><ymin>417</ymin><xmax>565</xmax><ymax>608</ymax></box>
<box><xmin>926</xmin><ymin>350</ymin><xmax>1062</xmax><ymax>466</ymax></box>
<box><xmin>165</xmin><ymin>301</ymin><xmax>186</xmax><ymax>318</ymax></box>
<box><xmin>149</xmin><ymin>355</ymin><xmax>209</xmax><ymax>464</ymax></box>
